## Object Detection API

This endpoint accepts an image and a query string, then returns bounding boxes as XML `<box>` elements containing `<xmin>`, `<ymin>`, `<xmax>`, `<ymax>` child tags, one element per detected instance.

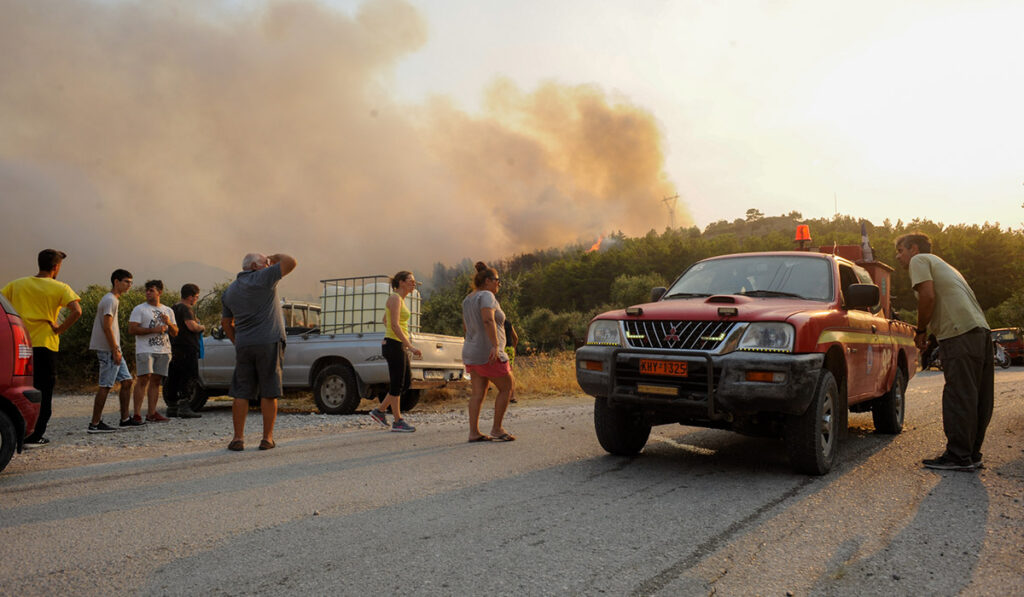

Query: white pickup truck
<box><xmin>189</xmin><ymin>275</ymin><xmax>467</xmax><ymax>414</ymax></box>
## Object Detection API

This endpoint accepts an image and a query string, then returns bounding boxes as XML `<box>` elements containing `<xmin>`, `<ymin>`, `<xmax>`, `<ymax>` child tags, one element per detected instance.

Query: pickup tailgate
<box><xmin>410</xmin><ymin>332</ymin><xmax>467</xmax><ymax>388</ymax></box>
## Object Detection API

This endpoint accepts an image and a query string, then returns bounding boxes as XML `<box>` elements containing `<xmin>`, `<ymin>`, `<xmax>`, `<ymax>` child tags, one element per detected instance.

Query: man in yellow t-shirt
<box><xmin>1</xmin><ymin>249</ymin><xmax>83</xmax><ymax>446</ymax></box>
<box><xmin>895</xmin><ymin>233</ymin><xmax>992</xmax><ymax>471</ymax></box>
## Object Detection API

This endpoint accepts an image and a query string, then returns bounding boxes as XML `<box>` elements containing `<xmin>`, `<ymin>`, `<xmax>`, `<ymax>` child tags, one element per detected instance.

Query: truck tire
<box><xmin>0</xmin><ymin>411</ymin><xmax>17</xmax><ymax>474</ymax></box>
<box><xmin>400</xmin><ymin>389</ymin><xmax>421</xmax><ymax>412</ymax></box>
<box><xmin>375</xmin><ymin>389</ymin><xmax>422</xmax><ymax>413</ymax></box>
<box><xmin>186</xmin><ymin>380</ymin><xmax>210</xmax><ymax>412</ymax></box>
<box><xmin>872</xmin><ymin>368</ymin><xmax>906</xmax><ymax>434</ymax></box>
<box><xmin>785</xmin><ymin>370</ymin><xmax>839</xmax><ymax>475</ymax></box>
<box><xmin>594</xmin><ymin>396</ymin><xmax>651</xmax><ymax>456</ymax></box>
<box><xmin>313</xmin><ymin>364</ymin><xmax>361</xmax><ymax>415</ymax></box>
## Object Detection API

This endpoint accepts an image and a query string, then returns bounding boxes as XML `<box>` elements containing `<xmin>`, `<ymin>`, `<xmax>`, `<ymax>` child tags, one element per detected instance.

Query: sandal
<box><xmin>259</xmin><ymin>439</ymin><xmax>276</xmax><ymax>450</ymax></box>
<box><xmin>468</xmin><ymin>435</ymin><xmax>493</xmax><ymax>443</ymax></box>
<box><xmin>227</xmin><ymin>439</ymin><xmax>244</xmax><ymax>451</ymax></box>
<box><xmin>491</xmin><ymin>432</ymin><xmax>516</xmax><ymax>442</ymax></box>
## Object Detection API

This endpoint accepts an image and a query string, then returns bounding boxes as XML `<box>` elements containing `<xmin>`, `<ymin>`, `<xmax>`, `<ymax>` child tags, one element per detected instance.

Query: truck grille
<box><xmin>623</xmin><ymin>320</ymin><xmax>738</xmax><ymax>351</ymax></box>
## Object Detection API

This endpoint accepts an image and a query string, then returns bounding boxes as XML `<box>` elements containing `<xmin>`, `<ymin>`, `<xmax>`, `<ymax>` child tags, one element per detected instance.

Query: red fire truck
<box><xmin>575</xmin><ymin>228</ymin><xmax>918</xmax><ymax>474</ymax></box>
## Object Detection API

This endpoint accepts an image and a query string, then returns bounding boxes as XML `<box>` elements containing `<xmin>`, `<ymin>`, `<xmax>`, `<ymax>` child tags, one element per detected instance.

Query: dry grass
<box><xmin>67</xmin><ymin>351</ymin><xmax>582</xmax><ymax>413</ymax></box>
<box><xmin>509</xmin><ymin>351</ymin><xmax>579</xmax><ymax>396</ymax></box>
<box><xmin>406</xmin><ymin>351</ymin><xmax>581</xmax><ymax>411</ymax></box>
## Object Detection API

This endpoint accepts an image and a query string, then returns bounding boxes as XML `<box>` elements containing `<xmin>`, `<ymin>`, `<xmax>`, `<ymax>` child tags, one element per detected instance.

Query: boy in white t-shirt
<box><xmin>87</xmin><ymin>269</ymin><xmax>135</xmax><ymax>432</ymax></box>
<box><xmin>128</xmin><ymin>280</ymin><xmax>178</xmax><ymax>422</ymax></box>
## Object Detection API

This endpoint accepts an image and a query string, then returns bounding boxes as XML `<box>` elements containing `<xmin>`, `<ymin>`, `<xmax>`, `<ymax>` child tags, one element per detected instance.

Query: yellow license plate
<box><xmin>639</xmin><ymin>359</ymin><xmax>688</xmax><ymax>377</ymax></box>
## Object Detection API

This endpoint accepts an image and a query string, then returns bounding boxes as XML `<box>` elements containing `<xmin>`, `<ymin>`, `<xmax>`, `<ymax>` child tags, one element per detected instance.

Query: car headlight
<box><xmin>738</xmin><ymin>322</ymin><xmax>794</xmax><ymax>353</ymax></box>
<box><xmin>587</xmin><ymin>320</ymin><xmax>622</xmax><ymax>346</ymax></box>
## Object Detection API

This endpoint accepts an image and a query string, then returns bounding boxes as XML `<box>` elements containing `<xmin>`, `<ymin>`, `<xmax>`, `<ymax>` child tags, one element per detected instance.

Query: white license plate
<box><xmin>424</xmin><ymin>370</ymin><xmax>445</xmax><ymax>380</ymax></box>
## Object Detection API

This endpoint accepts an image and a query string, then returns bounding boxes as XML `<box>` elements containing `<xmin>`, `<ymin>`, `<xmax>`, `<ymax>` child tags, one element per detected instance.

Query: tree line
<box><xmin>50</xmin><ymin>211</ymin><xmax>1024</xmax><ymax>382</ymax></box>
<box><xmin>421</xmin><ymin>212</ymin><xmax>1024</xmax><ymax>351</ymax></box>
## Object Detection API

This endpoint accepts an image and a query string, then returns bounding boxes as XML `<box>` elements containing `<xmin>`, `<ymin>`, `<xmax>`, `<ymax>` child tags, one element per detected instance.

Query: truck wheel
<box><xmin>376</xmin><ymin>389</ymin><xmax>421</xmax><ymax>412</ymax></box>
<box><xmin>186</xmin><ymin>380</ymin><xmax>210</xmax><ymax>412</ymax></box>
<box><xmin>594</xmin><ymin>396</ymin><xmax>651</xmax><ymax>456</ymax></box>
<box><xmin>872</xmin><ymin>368</ymin><xmax>906</xmax><ymax>434</ymax></box>
<box><xmin>785</xmin><ymin>370</ymin><xmax>839</xmax><ymax>475</ymax></box>
<box><xmin>313</xmin><ymin>364</ymin><xmax>361</xmax><ymax>414</ymax></box>
<box><xmin>0</xmin><ymin>411</ymin><xmax>17</xmax><ymax>474</ymax></box>
<box><xmin>400</xmin><ymin>389</ymin><xmax>421</xmax><ymax>412</ymax></box>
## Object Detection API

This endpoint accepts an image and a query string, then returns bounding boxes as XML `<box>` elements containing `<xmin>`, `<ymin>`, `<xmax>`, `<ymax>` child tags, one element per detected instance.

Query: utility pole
<box><xmin>662</xmin><ymin>194</ymin><xmax>679</xmax><ymax>229</ymax></box>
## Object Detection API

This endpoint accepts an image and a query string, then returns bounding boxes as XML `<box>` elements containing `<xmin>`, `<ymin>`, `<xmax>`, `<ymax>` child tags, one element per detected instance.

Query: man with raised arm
<box><xmin>220</xmin><ymin>253</ymin><xmax>297</xmax><ymax>451</ymax></box>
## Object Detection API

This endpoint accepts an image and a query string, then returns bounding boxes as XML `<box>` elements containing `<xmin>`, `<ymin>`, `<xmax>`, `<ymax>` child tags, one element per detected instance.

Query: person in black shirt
<box><xmin>165</xmin><ymin>283</ymin><xmax>205</xmax><ymax>418</ymax></box>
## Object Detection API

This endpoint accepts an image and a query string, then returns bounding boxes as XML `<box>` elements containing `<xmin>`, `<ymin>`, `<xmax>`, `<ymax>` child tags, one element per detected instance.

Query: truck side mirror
<box><xmin>845</xmin><ymin>283</ymin><xmax>879</xmax><ymax>310</ymax></box>
<box><xmin>650</xmin><ymin>287</ymin><xmax>667</xmax><ymax>302</ymax></box>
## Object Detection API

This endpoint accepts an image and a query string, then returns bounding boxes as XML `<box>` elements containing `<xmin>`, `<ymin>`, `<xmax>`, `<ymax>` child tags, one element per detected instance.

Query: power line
<box><xmin>662</xmin><ymin>194</ymin><xmax>679</xmax><ymax>229</ymax></box>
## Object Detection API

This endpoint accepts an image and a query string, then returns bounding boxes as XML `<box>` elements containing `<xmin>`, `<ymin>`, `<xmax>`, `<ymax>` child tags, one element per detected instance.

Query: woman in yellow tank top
<box><xmin>369</xmin><ymin>271</ymin><xmax>422</xmax><ymax>432</ymax></box>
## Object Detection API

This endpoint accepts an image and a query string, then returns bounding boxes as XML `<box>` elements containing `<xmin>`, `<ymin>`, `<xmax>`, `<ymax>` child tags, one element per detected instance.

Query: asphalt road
<box><xmin>1</xmin><ymin>370</ymin><xmax>1022</xmax><ymax>596</ymax></box>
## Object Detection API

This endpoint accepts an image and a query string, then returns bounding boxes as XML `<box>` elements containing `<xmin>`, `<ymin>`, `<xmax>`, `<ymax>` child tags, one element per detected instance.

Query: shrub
<box><xmin>57</xmin><ymin>285</ymin><xmax>179</xmax><ymax>385</ymax></box>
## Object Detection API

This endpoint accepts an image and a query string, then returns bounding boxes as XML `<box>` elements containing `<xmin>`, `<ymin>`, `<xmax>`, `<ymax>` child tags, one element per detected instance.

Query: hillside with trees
<box><xmin>48</xmin><ymin>211</ymin><xmax>1024</xmax><ymax>383</ymax></box>
<box><xmin>422</xmin><ymin>211</ymin><xmax>1024</xmax><ymax>351</ymax></box>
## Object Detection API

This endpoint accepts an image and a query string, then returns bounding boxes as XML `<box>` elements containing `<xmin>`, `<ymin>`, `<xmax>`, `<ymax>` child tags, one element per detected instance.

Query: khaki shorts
<box><xmin>136</xmin><ymin>352</ymin><xmax>171</xmax><ymax>377</ymax></box>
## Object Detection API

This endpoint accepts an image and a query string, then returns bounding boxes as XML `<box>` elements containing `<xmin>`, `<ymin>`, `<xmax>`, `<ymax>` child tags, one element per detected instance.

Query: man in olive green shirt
<box><xmin>896</xmin><ymin>233</ymin><xmax>993</xmax><ymax>471</ymax></box>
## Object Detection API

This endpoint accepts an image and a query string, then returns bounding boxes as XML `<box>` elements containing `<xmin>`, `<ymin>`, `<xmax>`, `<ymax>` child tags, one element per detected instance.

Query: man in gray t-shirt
<box><xmin>220</xmin><ymin>252</ymin><xmax>297</xmax><ymax>452</ymax></box>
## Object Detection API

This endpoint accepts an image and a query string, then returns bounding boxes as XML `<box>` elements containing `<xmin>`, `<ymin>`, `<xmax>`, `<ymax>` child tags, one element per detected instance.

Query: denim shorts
<box><xmin>97</xmin><ymin>350</ymin><xmax>133</xmax><ymax>387</ymax></box>
<box><xmin>136</xmin><ymin>352</ymin><xmax>171</xmax><ymax>377</ymax></box>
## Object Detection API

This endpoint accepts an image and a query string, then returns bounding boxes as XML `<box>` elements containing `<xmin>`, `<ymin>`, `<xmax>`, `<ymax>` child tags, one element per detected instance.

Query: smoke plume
<box><xmin>0</xmin><ymin>0</ymin><xmax>686</xmax><ymax>294</ymax></box>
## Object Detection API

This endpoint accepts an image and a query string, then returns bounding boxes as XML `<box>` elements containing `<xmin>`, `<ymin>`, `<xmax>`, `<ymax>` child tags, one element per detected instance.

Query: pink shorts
<box><xmin>466</xmin><ymin>360</ymin><xmax>512</xmax><ymax>379</ymax></box>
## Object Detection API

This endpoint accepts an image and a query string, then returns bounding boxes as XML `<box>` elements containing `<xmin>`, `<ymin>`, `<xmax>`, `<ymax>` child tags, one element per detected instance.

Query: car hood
<box><xmin>597</xmin><ymin>295</ymin><xmax>831</xmax><ymax>322</ymax></box>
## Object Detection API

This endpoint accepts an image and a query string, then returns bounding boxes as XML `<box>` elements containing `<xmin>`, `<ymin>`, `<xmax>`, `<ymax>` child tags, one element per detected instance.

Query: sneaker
<box><xmin>368</xmin><ymin>408</ymin><xmax>388</xmax><ymax>427</ymax></box>
<box><xmin>391</xmin><ymin>418</ymin><xmax>415</xmax><ymax>433</ymax></box>
<box><xmin>24</xmin><ymin>437</ymin><xmax>50</xmax><ymax>447</ymax></box>
<box><xmin>922</xmin><ymin>455</ymin><xmax>975</xmax><ymax>471</ymax></box>
<box><xmin>146</xmin><ymin>412</ymin><xmax>170</xmax><ymax>423</ymax></box>
<box><xmin>87</xmin><ymin>421</ymin><xmax>117</xmax><ymax>434</ymax></box>
<box><xmin>121</xmin><ymin>416</ymin><xmax>146</xmax><ymax>427</ymax></box>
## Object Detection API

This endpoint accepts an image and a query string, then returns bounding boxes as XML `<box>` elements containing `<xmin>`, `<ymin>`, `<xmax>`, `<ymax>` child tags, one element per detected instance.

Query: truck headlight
<box><xmin>587</xmin><ymin>320</ymin><xmax>622</xmax><ymax>346</ymax></box>
<box><xmin>738</xmin><ymin>322</ymin><xmax>794</xmax><ymax>353</ymax></box>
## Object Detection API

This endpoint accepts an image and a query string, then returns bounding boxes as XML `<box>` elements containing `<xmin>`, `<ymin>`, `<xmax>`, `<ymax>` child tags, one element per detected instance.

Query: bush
<box><xmin>523</xmin><ymin>308</ymin><xmax>589</xmax><ymax>351</ymax></box>
<box><xmin>610</xmin><ymin>272</ymin><xmax>666</xmax><ymax>307</ymax></box>
<box><xmin>57</xmin><ymin>285</ymin><xmax>181</xmax><ymax>385</ymax></box>
<box><xmin>986</xmin><ymin>287</ymin><xmax>1024</xmax><ymax>329</ymax></box>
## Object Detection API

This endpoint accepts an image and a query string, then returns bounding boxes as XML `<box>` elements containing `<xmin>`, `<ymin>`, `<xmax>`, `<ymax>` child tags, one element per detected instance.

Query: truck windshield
<box><xmin>665</xmin><ymin>255</ymin><xmax>834</xmax><ymax>301</ymax></box>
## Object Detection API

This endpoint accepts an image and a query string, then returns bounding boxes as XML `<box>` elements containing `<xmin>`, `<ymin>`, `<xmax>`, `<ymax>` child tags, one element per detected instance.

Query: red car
<box><xmin>0</xmin><ymin>294</ymin><xmax>41</xmax><ymax>473</ymax></box>
<box><xmin>991</xmin><ymin>327</ymin><xmax>1023</xmax><ymax>365</ymax></box>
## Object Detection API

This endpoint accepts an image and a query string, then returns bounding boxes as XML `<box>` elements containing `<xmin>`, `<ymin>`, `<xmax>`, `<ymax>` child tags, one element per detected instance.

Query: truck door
<box><xmin>840</xmin><ymin>264</ymin><xmax>874</xmax><ymax>401</ymax></box>
<box><xmin>854</xmin><ymin>265</ymin><xmax>894</xmax><ymax>397</ymax></box>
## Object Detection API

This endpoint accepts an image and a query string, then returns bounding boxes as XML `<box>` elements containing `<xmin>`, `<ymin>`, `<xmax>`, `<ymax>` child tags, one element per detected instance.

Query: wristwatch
<box><xmin>915</xmin><ymin>327</ymin><xmax>926</xmax><ymax>335</ymax></box>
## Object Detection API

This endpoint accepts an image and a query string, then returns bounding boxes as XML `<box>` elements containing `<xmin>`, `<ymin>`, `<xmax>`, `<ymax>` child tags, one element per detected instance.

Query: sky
<box><xmin>2</xmin><ymin>0</ymin><xmax>1022</xmax><ymax>295</ymax></box>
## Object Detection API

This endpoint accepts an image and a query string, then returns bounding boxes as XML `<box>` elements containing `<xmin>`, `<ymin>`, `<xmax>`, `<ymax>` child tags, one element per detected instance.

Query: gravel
<box><xmin>8</xmin><ymin>391</ymin><xmax>584</xmax><ymax>474</ymax></box>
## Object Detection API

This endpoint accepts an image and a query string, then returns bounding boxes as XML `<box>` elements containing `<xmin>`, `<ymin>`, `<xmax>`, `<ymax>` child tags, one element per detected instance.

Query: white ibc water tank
<box><xmin>320</xmin><ymin>278</ymin><xmax>421</xmax><ymax>334</ymax></box>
